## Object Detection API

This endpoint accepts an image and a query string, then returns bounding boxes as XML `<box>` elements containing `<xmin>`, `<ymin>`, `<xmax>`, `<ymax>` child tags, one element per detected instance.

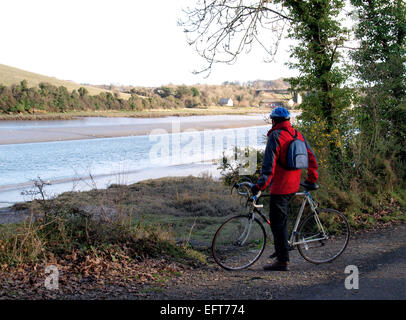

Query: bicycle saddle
<box><xmin>300</xmin><ymin>181</ymin><xmax>319</xmax><ymax>191</ymax></box>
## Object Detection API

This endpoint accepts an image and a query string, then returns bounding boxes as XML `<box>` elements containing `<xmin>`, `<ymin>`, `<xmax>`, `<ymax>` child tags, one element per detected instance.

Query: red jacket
<box><xmin>256</xmin><ymin>121</ymin><xmax>318</xmax><ymax>195</ymax></box>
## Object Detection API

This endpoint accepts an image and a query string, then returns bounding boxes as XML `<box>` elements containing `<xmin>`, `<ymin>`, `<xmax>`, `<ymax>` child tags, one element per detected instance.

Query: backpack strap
<box><xmin>275</xmin><ymin>128</ymin><xmax>298</xmax><ymax>170</ymax></box>
<box><xmin>278</xmin><ymin>128</ymin><xmax>297</xmax><ymax>140</ymax></box>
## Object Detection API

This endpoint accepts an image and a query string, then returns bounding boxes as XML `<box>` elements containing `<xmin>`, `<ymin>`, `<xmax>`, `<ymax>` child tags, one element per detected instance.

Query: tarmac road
<box><xmin>137</xmin><ymin>223</ymin><xmax>406</xmax><ymax>300</ymax></box>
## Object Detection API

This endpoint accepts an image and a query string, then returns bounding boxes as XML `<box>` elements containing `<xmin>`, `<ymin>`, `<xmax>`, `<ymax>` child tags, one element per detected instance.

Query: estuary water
<box><xmin>0</xmin><ymin>114</ymin><xmax>274</xmax><ymax>207</ymax></box>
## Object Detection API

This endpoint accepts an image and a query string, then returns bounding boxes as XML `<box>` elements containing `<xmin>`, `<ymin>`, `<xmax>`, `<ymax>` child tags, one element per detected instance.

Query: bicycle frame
<box><xmin>213</xmin><ymin>182</ymin><xmax>349</xmax><ymax>270</ymax></box>
<box><xmin>245</xmin><ymin>189</ymin><xmax>327</xmax><ymax>248</ymax></box>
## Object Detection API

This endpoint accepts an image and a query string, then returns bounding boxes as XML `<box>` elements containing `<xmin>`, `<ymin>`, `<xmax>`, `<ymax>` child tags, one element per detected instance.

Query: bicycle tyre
<box><xmin>297</xmin><ymin>208</ymin><xmax>350</xmax><ymax>264</ymax></box>
<box><xmin>212</xmin><ymin>215</ymin><xmax>266</xmax><ymax>271</ymax></box>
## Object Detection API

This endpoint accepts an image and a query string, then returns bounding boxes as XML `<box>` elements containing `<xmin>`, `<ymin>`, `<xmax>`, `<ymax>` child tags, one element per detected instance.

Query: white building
<box><xmin>294</xmin><ymin>92</ymin><xmax>302</xmax><ymax>104</ymax></box>
<box><xmin>219</xmin><ymin>98</ymin><xmax>234</xmax><ymax>107</ymax></box>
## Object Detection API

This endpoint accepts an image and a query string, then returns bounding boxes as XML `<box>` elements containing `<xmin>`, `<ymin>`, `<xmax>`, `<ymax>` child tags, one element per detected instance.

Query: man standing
<box><xmin>251</xmin><ymin>107</ymin><xmax>319</xmax><ymax>271</ymax></box>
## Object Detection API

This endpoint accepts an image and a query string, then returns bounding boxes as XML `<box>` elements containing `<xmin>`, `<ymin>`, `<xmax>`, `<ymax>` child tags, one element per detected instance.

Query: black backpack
<box><xmin>278</xmin><ymin>129</ymin><xmax>309</xmax><ymax>170</ymax></box>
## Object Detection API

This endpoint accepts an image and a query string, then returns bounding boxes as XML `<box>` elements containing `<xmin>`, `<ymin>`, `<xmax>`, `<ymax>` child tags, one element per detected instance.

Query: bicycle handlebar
<box><xmin>234</xmin><ymin>180</ymin><xmax>319</xmax><ymax>208</ymax></box>
<box><xmin>233</xmin><ymin>182</ymin><xmax>264</xmax><ymax>208</ymax></box>
<box><xmin>232</xmin><ymin>181</ymin><xmax>252</xmax><ymax>196</ymax></box>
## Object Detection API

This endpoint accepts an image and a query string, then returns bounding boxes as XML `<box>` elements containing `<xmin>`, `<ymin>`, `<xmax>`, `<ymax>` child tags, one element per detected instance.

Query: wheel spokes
<box><xmin>212</xmin><ymin>216</ymin><xmax>266</xmax><ymax>270</ymax></box>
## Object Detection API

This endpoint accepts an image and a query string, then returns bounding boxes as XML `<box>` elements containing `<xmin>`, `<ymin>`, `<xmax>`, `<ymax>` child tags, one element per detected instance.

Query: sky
<box><xmin>0</xmin><ymin>0</ymin><xmax>298</xmax><ymax>87</ymax></box>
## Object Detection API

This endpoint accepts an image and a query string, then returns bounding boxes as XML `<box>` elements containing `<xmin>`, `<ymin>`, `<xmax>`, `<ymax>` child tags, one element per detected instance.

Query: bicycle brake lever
<box><xmin>253</xmin><ymin>190</ymin><xmax>261</xmax><ymax>201</ymax></box>
<box><xmin>252</xmin><ymin>192</ymin><xmax>263</xmax><ymax>208</ymax></box>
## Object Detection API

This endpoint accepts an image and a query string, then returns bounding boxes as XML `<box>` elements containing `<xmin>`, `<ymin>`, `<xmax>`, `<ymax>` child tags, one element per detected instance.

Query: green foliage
<box><xmin>282</xmin><ymin>0</ymin><xmax>353</xmax><ymax>135</ymax></box>
<box><xmin>0</xmin><ymin>80</ymin><xmax>268</xmax><ymax>114</ymax></box>
<box><xmin>175</xmin><ymin>85</ymin><xmax>192</xmax><ymax>99</ymax></box>
<box><xmin>0</xmin><ymin>79</ymin><xmax>283</xmax><ymax>115</ymax></box>
<box><xmin>218</xmin><ymin>2</ymin><xmax>406</xmax><ymax>225</ymax></box>
<box><xmin>350</xmin><ymin>0</ymin><xmax>406</xmax><ymax>183</ymax></box>
<box><xmin>281</xmin><ymin>0</ymin><xmax>406</xmax><ymax>209</ymax></box>
<box><xmin>154</xmin><ymin>86</ymin><xmax>173</xmax><ymax>98</ymax></box>
<box><xmin>191</xmin><ymin>87</ymin><xmax>200</xmax><ymax>97</ymax></box>
<box><xmin>0</xmin><ymin>82</ymin><xmax>195</xmax><ymax>114</ymax></box>
<box><xmin>78</xmin><ymin>87</ymin><xmax>88</xmax><ymax>97</ymax></box>
<box><xmin>276</xmin><ymin>0</ymin><xmax>356</xmax><ymax>181</ymax></box>
<box><xmin>278</xmin><ymin>0</ymin><xmax>354</xmax><ymax>178</ymax></box>
<box><xmin>236</xmin><ymin>95</ymin><xmax>243</xmax><ymax>105</ymax></box>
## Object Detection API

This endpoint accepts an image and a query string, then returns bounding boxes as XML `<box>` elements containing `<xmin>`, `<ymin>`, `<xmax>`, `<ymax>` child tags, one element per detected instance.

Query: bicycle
<box><xmin>211</xmin><ymin>182</ymin><xmax>350</xmax><ymax>270</ymax></box>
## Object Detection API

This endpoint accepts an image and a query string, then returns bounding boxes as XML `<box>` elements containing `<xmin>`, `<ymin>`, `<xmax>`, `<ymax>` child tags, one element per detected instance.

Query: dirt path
<box><xmin>128</xmin><ymin>223</ymin><xmax>406</xmax><ymax>300</ymax></box>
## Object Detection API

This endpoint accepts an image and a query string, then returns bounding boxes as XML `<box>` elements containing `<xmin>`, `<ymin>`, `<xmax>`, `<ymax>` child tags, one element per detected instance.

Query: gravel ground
<box><xmin>128</xmin><ymin>223</ymin><xmax>406</xmax><ymax>300</ymax></box>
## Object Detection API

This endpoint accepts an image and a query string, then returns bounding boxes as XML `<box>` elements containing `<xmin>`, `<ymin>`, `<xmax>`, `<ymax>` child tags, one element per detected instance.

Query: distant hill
<box><xmin>247</xmin><ymin>78</ymin><xmax>290</xmax><ymax>90</ymax></box>
<box><xmin>0</xmin><ymin>64</ymin><xmax>130</xmax><ymax>99</ymax></box>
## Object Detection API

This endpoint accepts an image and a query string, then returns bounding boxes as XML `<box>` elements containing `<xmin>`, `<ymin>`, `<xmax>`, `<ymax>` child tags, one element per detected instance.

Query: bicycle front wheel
<box><xmin>297</xmin><ymin>208</ymin><xmax>350</xmax><ymax>264</ymax></box>
<box><xmin>212</xmin><ymin>215</ymin><xmax>266</xmax><ymax>270</ymax></box>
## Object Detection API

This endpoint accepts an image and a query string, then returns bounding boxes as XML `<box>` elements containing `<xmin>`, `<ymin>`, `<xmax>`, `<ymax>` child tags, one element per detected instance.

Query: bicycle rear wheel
<box><xmin>297</xmin><ymin>208</ymin><xmax>350</xmax><ymax>264</ymax></box>
<box><xmin>212</xmin><ymin>215</ymin><xmax>266</xmax><ymax>270</ymax></box>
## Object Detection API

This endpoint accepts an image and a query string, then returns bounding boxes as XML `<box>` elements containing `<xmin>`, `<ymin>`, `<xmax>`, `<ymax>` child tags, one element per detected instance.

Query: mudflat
<box><xmin>0</xmin><ymin>117</ymin><xmax>269</xmax><ymax>145</ymax></box>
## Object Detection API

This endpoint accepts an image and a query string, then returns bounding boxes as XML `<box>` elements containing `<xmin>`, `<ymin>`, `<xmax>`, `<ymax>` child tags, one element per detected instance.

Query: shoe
<box><xmin>263</xmin><ymin>260</ymin><xmax>290</xmax><ymax>271</ymax></box>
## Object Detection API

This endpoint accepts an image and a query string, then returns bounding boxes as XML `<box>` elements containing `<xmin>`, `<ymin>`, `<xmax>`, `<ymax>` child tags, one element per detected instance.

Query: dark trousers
<box><xmin>269</xmin><ymin>193</ymin><xmax>294</xmax><ymax>262</ymax></box>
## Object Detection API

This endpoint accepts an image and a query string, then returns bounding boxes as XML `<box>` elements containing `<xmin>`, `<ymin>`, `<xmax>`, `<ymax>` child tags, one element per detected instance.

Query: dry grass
<box><xmin>6</xmin><ymin>176</ymin><xmax>245</xmax><ymax>259</ymax></box>
<box><xmin>2</xmin><ymin>176</ymin><xmax>243</xmax><ymax>269</ymax></box>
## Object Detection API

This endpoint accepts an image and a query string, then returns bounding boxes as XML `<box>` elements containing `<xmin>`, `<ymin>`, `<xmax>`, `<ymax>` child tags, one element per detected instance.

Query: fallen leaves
<box><xmin>0</xmin><ymin>250</ymin><xmax>186</xmax><ymax>300</ymax></box>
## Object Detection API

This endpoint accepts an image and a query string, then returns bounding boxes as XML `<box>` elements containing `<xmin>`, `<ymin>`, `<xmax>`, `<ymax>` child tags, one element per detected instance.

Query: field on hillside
<box><xmin>0</xmin><ymin>64</ymin><xmax>130</xmax><ymax>99</ymax></box>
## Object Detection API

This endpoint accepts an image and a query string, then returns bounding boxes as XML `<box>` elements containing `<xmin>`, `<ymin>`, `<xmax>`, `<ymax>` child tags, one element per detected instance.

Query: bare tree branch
<box><xmin>178</xmin><ymin>0</ymin><xmax>293</xmax><ymax>77</ymax></box>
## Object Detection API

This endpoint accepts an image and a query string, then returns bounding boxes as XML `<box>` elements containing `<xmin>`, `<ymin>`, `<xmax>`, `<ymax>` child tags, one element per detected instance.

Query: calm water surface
<box><xmin>0</xmin><ymin>115</ymin><xmax>272</xmax><ymax>206</ymax></box>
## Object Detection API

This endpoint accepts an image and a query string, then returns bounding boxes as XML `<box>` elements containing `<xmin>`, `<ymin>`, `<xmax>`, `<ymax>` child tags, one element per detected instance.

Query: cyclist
<box><xmin>251</xmin><ymin>107</ymin><xmax>318</xmax><ymax>271</ymax></box>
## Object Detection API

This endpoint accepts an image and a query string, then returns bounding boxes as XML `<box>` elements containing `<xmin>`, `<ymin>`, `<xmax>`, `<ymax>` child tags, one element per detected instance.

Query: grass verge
<box><xmin>0</xmin><ymin>175</ymin><xmax>245</xmax><ymax>298</ymax></box>
<box><xmin>1</xmin><ymin>175</ymin><xmax>404</xmax><ymax>298</ymax></box>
